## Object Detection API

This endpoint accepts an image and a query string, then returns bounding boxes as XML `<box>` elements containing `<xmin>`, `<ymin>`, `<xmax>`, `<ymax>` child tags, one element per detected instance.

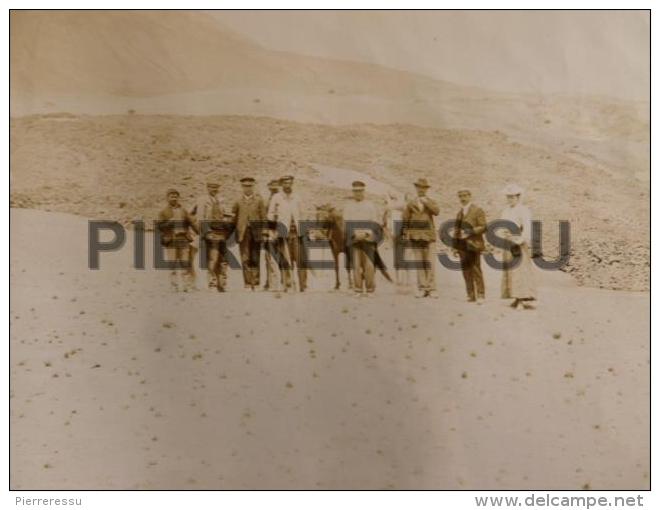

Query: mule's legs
<box><xmin>343</xmin><ymin>247</ymin><xmax>353</xmax><ymax>289</ymax></box>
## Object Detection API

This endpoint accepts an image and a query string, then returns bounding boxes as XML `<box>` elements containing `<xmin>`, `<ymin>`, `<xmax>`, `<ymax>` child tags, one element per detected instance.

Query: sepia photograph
<box><xmin>8</xmin><ymin>8</ymin><xmax>650</xmax><ymax>493</ymax></box>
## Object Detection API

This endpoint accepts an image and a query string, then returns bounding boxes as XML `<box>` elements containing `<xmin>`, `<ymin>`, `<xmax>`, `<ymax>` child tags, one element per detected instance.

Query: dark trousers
<box><xmin>285</xmin><ymin>235</ymin><xmax>307</xmax><ymax>291</ymax></box>
<box><xmin>351</xmin><ymin>241</ymin><xmax>376</xmax><ymax>293</ymax></box>
<box><xmin>164</xmin><ymin>240</ymin><xmax>194</xmax><ymax>288</ymax></box>
<box><xmin>239</xmin><ymin>229</ymin><xmax>261</xmax><ymax>287</ymax></box>
<box><xmin>411</xmin><ymin>240</ymin><xmax>436</xmax><ymax>291</ymax></box>
<box><xmin>459</xmin><ymin>250</ymin><xmax>485</xmax><ymax>299</ymax></box>
<box><xmin>205</xmin><ymin>237</ymin><xmax>227</xmax><ymax>290</ymax></box>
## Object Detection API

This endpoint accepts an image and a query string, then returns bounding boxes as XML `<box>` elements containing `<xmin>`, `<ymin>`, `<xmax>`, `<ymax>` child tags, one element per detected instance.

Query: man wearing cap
<box><xmin>157</xmin><ymin>188</ymin><xmax>199</xmax><ymax>292</ymax></box>
<box><xmin>266</xmin><ymin>175</ymin><xmax>307</xmax><ymax>292</ymax></box>
<box><xmin>192</xmin><ymin>178</ymin><xmax>231</xmax><ymax>292</ymax></box>
<box><xmin>402</xmin><ymin>178</ymin><xmax>440</xmax><ymax>298</ymax></box>
<box><xmin>343</xmin><ymin>181</ymin><xmax>383</xmax><ymax>296</ymax></box>
<box><xmin>232</xmin><ymin>177</ymin><xmax>267</xmax><ymax>290</ymax></box>
<box><xmin>263</xmin><ymin>179</ymin><xmax>282</xmax><ymax>291</ymax></box>
<box><xmin>452</xmin><ymin>188</ymin><xmax>487</xmax><ymax>303</ymax></box>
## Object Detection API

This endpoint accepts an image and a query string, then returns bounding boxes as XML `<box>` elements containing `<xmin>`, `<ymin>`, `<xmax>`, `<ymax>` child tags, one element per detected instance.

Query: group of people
<box><xmin>157</xmin><ymin>175</ymin><xmax>537</xmax><ymax>309</ymax></box>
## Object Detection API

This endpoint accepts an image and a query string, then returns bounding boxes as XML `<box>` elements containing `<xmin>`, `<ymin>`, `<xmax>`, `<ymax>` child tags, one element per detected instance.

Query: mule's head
<box><xmin>315</xmin><ymin>203</ymin><xmax>335</xmax><ymax>222</ymax></box>
<box><xmin>309</xmin><ymin>204</ymin><xmax>337</xmax><ymax>241</ymax></box>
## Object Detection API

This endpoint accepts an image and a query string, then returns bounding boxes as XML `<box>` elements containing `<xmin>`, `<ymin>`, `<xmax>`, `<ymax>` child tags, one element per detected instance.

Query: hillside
<box><xmin>9</xmin><ymin>114</ymin><xmax>649</xmax><ymax>291</ymax></box>
<box><xmin>10</xmin><ymin>11</ymin><xmax>471</xmax><ymax>105</ymax></box>
<box><xmin>10</xmin><ymin>12</ymin><xmax>648</xmax><ymax>152</ymax></box>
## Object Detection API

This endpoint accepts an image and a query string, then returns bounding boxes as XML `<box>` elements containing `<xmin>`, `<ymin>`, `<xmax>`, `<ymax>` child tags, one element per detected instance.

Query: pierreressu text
<box><xmin>88</xmin><ymin>219</ymin><xmax>570</xmax><ymax>271</ymax></box>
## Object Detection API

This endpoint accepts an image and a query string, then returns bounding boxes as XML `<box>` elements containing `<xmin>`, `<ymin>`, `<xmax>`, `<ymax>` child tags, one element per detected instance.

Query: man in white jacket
<box><xmin>267</xmin><ymin>175</ymin><xmax>307</xmax><ymax>292</ymax></box>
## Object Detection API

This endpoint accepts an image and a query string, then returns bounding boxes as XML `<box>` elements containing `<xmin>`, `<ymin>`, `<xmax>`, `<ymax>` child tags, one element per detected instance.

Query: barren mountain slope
<box><xmin>9</xmin><ymin>114</ymin><xmax>649</xmax><ymax>291</ymax></box>
<box><xmin>10</xmin><ymin>11</ymin><xmax>648</xmax><ymax>163</ymax></box>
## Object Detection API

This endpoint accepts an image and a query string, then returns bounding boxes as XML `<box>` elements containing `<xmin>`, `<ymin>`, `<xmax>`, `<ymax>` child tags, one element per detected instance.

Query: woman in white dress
<box><xmin>500</xmin><ymin>183</ymin><xmax>537</xmax><ymax>309</ymax></box>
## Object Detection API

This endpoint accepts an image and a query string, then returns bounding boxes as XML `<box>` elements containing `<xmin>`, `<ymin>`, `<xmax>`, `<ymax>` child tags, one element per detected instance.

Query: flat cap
<box><xmin>240</xmin><ymin>177</ymin><xmax>256</xmax><ymax>184</ymax></box>
<box><xmin>351</xmin><ymin>180</ymin><xmax>366</xmax><ymax>190</ymax></box>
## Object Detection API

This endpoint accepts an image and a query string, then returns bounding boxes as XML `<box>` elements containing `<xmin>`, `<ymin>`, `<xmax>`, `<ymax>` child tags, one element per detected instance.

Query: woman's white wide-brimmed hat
<box><xmin>502</xmin><ymin>183</ymin><xmax>525</xmax><ymax>196</ymax></box>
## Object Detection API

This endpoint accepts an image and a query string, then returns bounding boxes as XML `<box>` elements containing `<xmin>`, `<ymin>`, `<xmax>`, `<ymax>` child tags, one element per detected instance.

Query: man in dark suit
<box><xmin>452</xmin><ymin>188</ymin><xmax>487</xmax><ymax>303</ymax></box>
<box><xmin>232</xmin><ymin>177</ymin><xmax>266</xmax><ymax>290</ymax></box>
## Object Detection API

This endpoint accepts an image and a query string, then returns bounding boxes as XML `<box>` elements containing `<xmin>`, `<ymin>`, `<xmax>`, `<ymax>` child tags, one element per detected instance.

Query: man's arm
<box><xmin>401</xmin><ymin>203</ymin><xmax>411</xmax><ymax>222</ymax></box>
<box><xmin>258</xmin><ymin>196</ymin><xmax>267</xmax><ymax>220</ymax></box>
<box><xmin>186</xmin><ymin>210</ymin><xmax>200</xmax><ymax>235</ymax></box>
<box><xmin>156</xmin><ymin>208</ymin><xmax>172</xmax><ymax>245</ymax></box>
<box><xmin>216</xmin><ymin>199</ymin><xmax>227</xmax><ymax>219</ymax></box>
<box><xmin>295</xmin><ymin>196</ymin><xmax>303</xmax><ymax>225</ymax></box>
<box><xmin>375</xmin><ymin>204</ymin><xmax>386</xmax><ymax>227</ymax></box>
<box><xmin>190</xmin><ymin>200</ymin><xmax>202</xmax><ymax>232</ymax></box>
<box><xmin>266</xmin><ymin>194</ymin><xmax>278</xmax><ymax>221</ymax></box>
<box><xmin>472</xmin><ymin>208</ymin><xmax>487</xmax><ymax>235</ymax></box>
<box><xmin>451</xmin><ymin>211</ymin><xmax>461</xmax><ymax>249</ymax></box>
<box><xmin>423</xmin><ymin>197</ymin><xmax>440</xmax><ymax>215</ymax></box>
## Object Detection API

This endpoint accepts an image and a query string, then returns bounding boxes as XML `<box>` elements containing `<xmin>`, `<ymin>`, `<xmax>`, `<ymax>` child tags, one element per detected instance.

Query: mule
<box><xmin>311</xmin><ymin>204</ymin><xmax>352</xmax><ymax>290</ymax></box>
<box><xmin>312</xmin><ymin>204</ymin><xmax>393</xmax><ymax>290</ymax></box>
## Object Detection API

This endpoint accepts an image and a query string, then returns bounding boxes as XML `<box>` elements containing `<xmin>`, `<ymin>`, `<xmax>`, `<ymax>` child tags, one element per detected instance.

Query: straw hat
<box><xmin>502</xmin><ymin>183</ymin><xmax>525</xmax><ymax>196</ymax></box>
